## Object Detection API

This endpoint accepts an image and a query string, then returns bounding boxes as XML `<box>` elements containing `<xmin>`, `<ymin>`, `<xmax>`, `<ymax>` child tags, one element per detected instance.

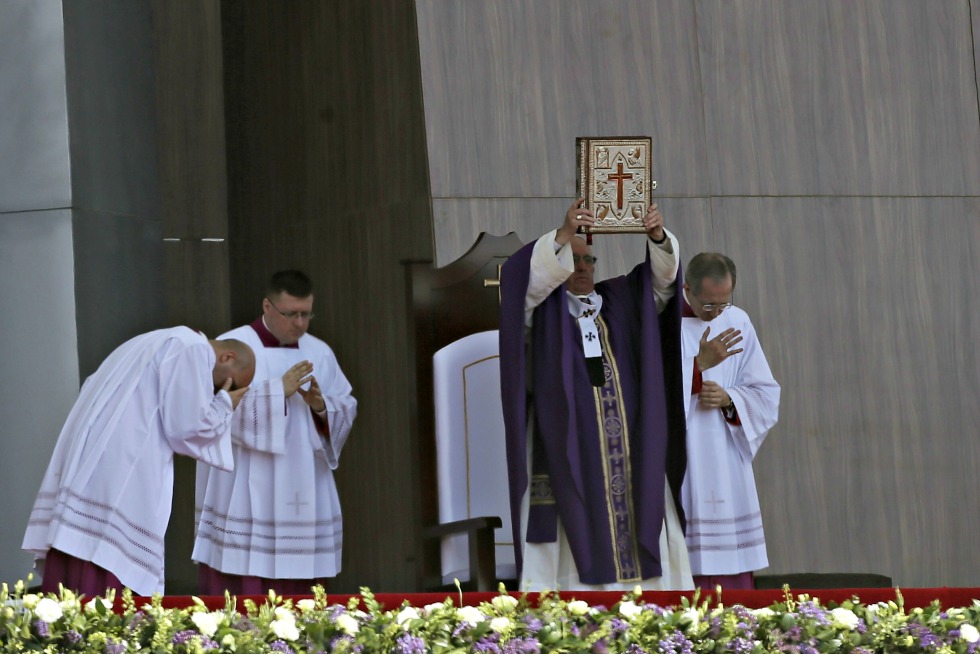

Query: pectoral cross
<box><xmin>483</xmin><ymin>264</ymin><xmax>503</xmax><ymax>303</ymax></box>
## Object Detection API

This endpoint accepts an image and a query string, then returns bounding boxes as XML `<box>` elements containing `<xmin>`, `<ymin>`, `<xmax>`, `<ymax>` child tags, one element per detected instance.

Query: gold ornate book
<box><xmin>576</xmin><ymin>136</ymin><xmax>655</xmax><ymax>234</ymax></box>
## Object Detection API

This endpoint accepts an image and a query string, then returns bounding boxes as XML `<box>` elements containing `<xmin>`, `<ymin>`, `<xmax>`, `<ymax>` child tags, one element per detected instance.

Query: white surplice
<box><xmin>193</xmin><ymin>323</ymin><xmax>356</xmax><ymax>580</ymax></box>
<box><xmin>681</xmin><ymin>305</ymin><xmax>780</xmax><ymax>575</ymax></box>
<box><xmin>22</xmin><ymin>327</ymin><xmax>236</xmax><ymax>595</ymax></box>
<box><xmin>519</xmin><ymin>230</ymin><xmax>694</xmax><ymax>591</ymax></box>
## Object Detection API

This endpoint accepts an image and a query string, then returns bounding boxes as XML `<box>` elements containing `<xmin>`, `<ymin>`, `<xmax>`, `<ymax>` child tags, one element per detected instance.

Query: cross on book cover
<box><xmin>576</xmin><ymin>136</ymin><xmax>655</xmax><ymax>234</ymax></box>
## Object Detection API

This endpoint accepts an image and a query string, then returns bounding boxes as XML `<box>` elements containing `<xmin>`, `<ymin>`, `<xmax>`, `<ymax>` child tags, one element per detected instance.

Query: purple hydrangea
<box><xmin>32</xmin><ymin>619</ymin><xmax>50</xmax><ymax>638</ymax></box>
<box><xmin>270</xmin><ymin>640</ymin><xmax>293</xmax><ymax>653</ymax></box>
<box><xmin>393</xmin><ymin>633</ymin><xmax>426</xmax><ymax>654</ymax></box>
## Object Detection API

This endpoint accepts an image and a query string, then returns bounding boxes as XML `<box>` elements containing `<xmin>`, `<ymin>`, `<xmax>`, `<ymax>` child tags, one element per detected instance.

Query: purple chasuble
<box><xmin>499</xmin><ymin>240</ymin><xmax>687</xmax><ymax>584</ymax></box>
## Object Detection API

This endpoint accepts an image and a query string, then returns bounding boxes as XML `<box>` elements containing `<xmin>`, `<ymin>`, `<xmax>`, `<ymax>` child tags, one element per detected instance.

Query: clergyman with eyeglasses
<box><xmin>193</xmin><ymin>269</ymin><xmax>357</xmax><ymax>594</ymax></box>
<box><xmin>680</xmin><ymin>252</ymin><xmax>780</xmax><ymax>589</ymax></box>
<box><xmin>499</xmin><ymin>198</ymin><xmax>693</xmax><ymax>591</ymax></box>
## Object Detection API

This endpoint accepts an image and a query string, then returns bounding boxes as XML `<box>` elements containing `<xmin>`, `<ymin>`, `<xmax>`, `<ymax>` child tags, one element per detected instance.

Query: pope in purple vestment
<box><xmin>499</xmin><ymin>200</ymin><xmax>688</xmax><ymax>587</ymax></box>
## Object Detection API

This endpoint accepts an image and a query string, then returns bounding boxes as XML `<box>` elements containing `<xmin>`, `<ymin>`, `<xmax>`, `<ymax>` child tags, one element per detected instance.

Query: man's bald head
<box><xmin>210</xmin><ymin>339</ymin><xmax>256</xmax><ymax>390</ymax></box>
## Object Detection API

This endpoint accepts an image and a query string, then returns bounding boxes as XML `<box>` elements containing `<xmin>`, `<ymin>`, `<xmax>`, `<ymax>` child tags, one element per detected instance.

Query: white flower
<box><xmin>191</xmin><ymin>611</ymin><xmax>222</xmax><ymax>638</ymax></box>
<box><xmin>619</xmin><ymin>600</ymin><xmax>643</xmax><ymax>620</ymax></box>
<box><xmin>296</xmin><ymin>599</ymin><xmax>316</xmax><ymax>613</ymax></box>
<box><xmin>752</xmin><ymin>607</ymin><xmax>774</xmax><ymax>620</ymax></box>
<box><xmin>21</xmin><ymin>594</ymin><xmax>38</xmax><ymax>609</ymax></box>
<box><xmin>34</xmin><ymin>597</ymin><xmax>63</xmax><ymax>623</ymax></box>
<box><xmin>960</xmin><ymin>624</ymin><xmax>980</xmax><ymax>643</ymax></box>
<box><xmin>567</xmin><ymin>600</ymin><xmax>590</xmax><ymax>616</ymax></box>
<box><xmin>85</xmin><ymin>597</ymin><xmax>113</xmax><ymax>613</ymax></box>
<box><xmin>422</xmin><ymin>602</ymin><xmax>447</xmax><ymax>616</ymax></box>
<box><xmin>271</xmin><ymin>617</ymin><xmax>300</xmax><ymax>641</ymax></box>
<box><xmin>222</xmin><ymin>634</ymin><xmax>237</xmax><ymax>649</ymax></box>
<box><xmin>489</xmin><ymin>616</ymin><xmax>512</xmax><ymax>633</ymax></box>
<box><xmin>680</xmin><ymin>608</ymin><xmax>701</xmax><ymax>627</ymax></box>
<box><xmin>491</xmin><ymin>595</ymin><xmax>519</xmax><ymax>613</ymax></box>
<box><xmin>335</xmin><ymin>612</ymin><xmax>360</xmax><ymax>636</ymax></box>
<box><xmin>457</xmin><ymin>605</ymin><xmax>486</xmax><ymax>625</ymax></box>
<box><xmin>396</xmin><ymin>606</ymin><xmax>421</xmax><ymax>626</ymax></box>
<box><xmin>830</xmin><ymin>607</ymin><xmax>859</xmax><ymax>630</ymax></box>
<box><xmin>274</xmin><ymin>606</ymin><xmax>296</xmax><ymax>622</ymax></box>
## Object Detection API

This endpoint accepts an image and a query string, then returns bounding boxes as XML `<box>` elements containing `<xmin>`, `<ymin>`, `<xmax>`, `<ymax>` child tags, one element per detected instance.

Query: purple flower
<box><xmin>104</xmin><ymin>637</ymin><xmax>127</xmax><ymax>654</ymax></box>
<box><xmin>608</xmin><ymin>617</ymin><xmax>630</xmax><ymax>637</ymax></box>
<box><xmin>270</xmin><ymin>640</ymin><xmax>293</xmax><ymax>653</ymax></box>
<box><xmin>502</xmin><ymin>636</ymin><xmax>542</xmax><ymax>654</ymax></box>
<box><xmin>172</xmin><ymin>630</ymin><xmax>197</xmax><ymax>645</ymax></box>
<box><xmin>32</xmin><ymin>619</ymin><xmax>50</xmax><ymax>638</ymax></box>
<box><xmin>473</xmin><ymin>637</ymin><xmax>502</xmax><ymax>653</ymax></box>
<box><xmin>65</xmin><ymin>630</ymin><xmax>82</xmax><ymax>644</ymax></box>
<box><xmin>658</xmin><ymin>631</ymin><xmax>694</xmax><ymax>654</ymax></box>
<box><xmin>394</xmin><ymin>633</ymin><xmax>426</xmax><ymax>654</ymax></box>
<box><xmin>522</xmin><ymin>616</ymin><xmax>543</xmax><ymax>632</ymax></box>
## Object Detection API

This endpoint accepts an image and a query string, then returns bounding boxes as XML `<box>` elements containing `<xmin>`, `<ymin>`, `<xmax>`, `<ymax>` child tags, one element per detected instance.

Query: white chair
<box><xmin>430</xmin><ymin>330</ymin><xmax>515</xmax><ymax>587</ymax></box>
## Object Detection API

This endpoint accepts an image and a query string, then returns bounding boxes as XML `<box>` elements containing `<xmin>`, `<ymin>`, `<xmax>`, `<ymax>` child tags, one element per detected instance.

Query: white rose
<box><xmin>271</xmin><ymin>617</ymin><xmax>300</xmax><ymax>641</ymax></box>
<box><xmin>491</xmin><ymin>595</ymin><xmax>519</xmax><ymax>613</ymax></box>
<box><xmin>457</xmin><ymin>605</ymin><xmax>486</xmax><ymax>624</ymax></box>
<box><xmin>960</xmin><ymin>624</ymin><xmax>980</xmax><ymax>643</ymax></box>
<box><xmin>396</xmin><ymin>606</ymin><xmax>421</xmax><ymax>626</ymax></box>
<box><xmin>567</xmin><ymin>600</ymin><xmax>590</xmax><ymax>616</ymax></box>
<box><xmin>422</xmin><ymin>602</ymin><xmax>446</xmax><ymax>616</ymax></box>
<box><xmin>296</xmin><ymin>599</ymin><xmax>316</xmax><ymax>613</ymax></box>
<box><xmin>335</xmin><ymin>613</ymin><xmax>359</xmax><ymax>636</ymax></box>
<box><xmin>830</xmin><ymin>607</ymin><xmax>859</xmax><ymax>630</ymax></box>
<box><xmin>618</xmin><ymin>601</ymin><xmax>643</xmax><ymax>620</ymax></box>
<box><xmin>34</xmin><ymin>597</ymin><xmax>63</xmax><ymax>623</ymax></box>
<box><xmin>489</xmin><ymin>616</ymin><xmax>512</xmax><ymax>633</ymax></box>
<box><xmin>191</xmin><ymin>611</ymin><xmax>222</xmax><ymax>638</ymax></box>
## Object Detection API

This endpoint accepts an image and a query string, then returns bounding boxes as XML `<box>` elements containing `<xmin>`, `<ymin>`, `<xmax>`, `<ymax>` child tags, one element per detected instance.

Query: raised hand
<box><xmin>643</xmin><ymin>203</ymin><xmax>666</xmax><ymax>242</ymax></box>
<box><xmin>557</xmin><ymin>198</ymin><xmax>595</xmax><ymax>244</ymax></box>
<box><xmin>282</xmin><ymin>360</ymin><xmax>314</xmax><ymax>397</ymax></box>
<box><xmin>696</xmin><ymin>326</ymin><xmax>743</xmax><ymax>371</ymax></box>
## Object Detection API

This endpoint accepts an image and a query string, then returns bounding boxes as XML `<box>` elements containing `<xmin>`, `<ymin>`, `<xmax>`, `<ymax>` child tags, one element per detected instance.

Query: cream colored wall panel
<box><xmin>433</xmin><ymin>197</ymin><xmax>713</xmax><ymax>275</ymax></box>
<box><xmin>698</xmin><ymin>0</ymin><xmax>980</xmax><ymax>196</ymax></box>
<box><xmin>711</xmin><ymin>196</ymin><xmax>980</xmax><ymax>587</ymax></box>
<box><xmin>417</xmin><ymin>0</ymin><xmax>710</xmax><ymax>198</ymax></box>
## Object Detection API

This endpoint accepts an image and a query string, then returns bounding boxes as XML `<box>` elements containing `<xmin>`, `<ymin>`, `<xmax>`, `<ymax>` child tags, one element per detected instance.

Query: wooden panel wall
<box><xmin>416</xmin><ymin>0</ymin><xmax>980</xmax><ymax>587</ymax></box>
<box><xmin>151</xmin><ymin>0</ymin><xmax>230</xmax><ymax>594</ymax></box>
<box><xmin>221</xmin><ymin>0</ymin><xmax>433</xmax><ymax>592</ymax></box>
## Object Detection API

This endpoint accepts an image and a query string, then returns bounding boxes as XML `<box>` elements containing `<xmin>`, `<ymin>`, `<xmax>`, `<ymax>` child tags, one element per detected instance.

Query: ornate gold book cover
<box><xmin>576</xmin><ymin>136</ymin><xmax>655</xmax><ymax>234</ymax></box>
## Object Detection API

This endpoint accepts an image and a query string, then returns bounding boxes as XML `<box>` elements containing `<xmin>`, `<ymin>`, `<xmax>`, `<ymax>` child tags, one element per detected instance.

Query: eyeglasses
<box><xmin>268</xmin><ymin>300</ymin><xmax>314</xmax><ymax>320</ymax></box>
<box><xmin>573</xmin><ymin>255</ymin><xmax>598</xmax><ymax>265</ymax></box>
<box><xmin>701</xmin><ymin>302</ymin><xmax>733</xmax><ymax>312</ymax></box>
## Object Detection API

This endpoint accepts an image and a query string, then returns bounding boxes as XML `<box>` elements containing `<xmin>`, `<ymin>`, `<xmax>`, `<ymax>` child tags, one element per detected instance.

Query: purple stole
<box><xmin>500</xmin><ymin>241</ymin><xmax>686</xmax><ymax>584</ymax></box>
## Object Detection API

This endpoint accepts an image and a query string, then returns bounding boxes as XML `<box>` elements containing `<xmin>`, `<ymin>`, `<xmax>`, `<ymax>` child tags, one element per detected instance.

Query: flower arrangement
<box><xmin>2</xmin><ymin>578</ymin><xmax>979</xmax><ymax>653</ymax></box>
